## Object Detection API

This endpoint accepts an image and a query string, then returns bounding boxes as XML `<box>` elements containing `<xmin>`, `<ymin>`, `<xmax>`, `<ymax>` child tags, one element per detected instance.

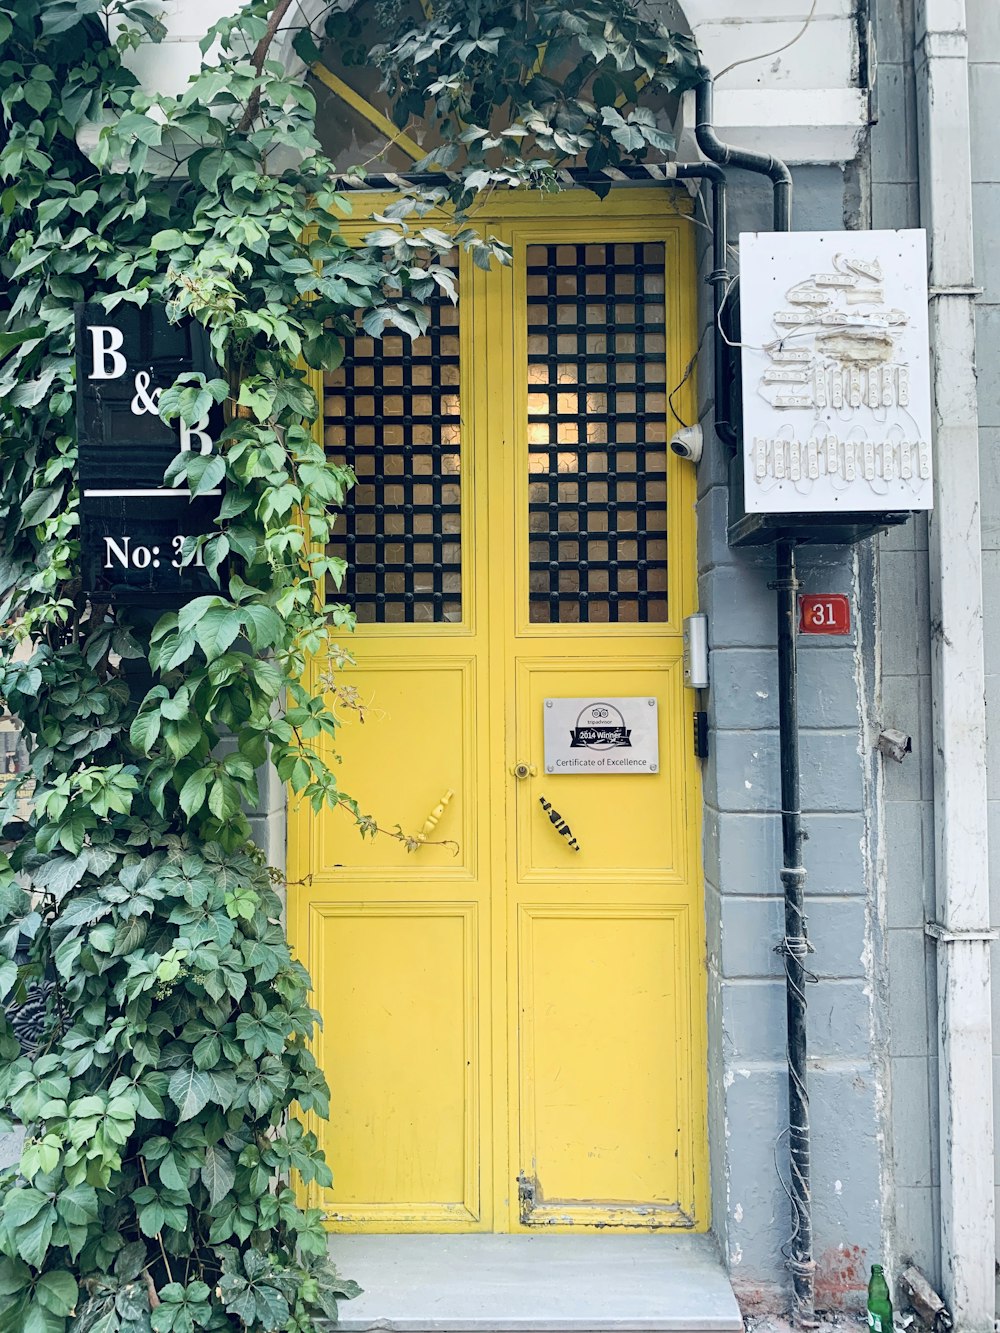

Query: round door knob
<box><xmin>511</xmin><ymin>762</ymin><xmax>535</xmax><ymax>780</ymax></box>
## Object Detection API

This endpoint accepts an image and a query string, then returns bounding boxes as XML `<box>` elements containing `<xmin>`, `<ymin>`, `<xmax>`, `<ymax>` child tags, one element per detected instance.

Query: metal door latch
<box><xmin>516</xmin><ymin>1170</ymin><xmax>537</xmax><ymax>1220</ymax></box>
<box><xmin>511</xmin><ymin>761</ymin><xmax>536</xmax><ymax>780</ymax></box>
<box><xmin>537</xmin><ymin>795</ymin><xmax>581</xmax><ymax>852</ymax></box>
<box><xmin>415</xmin><ymin>789</ymin><xmax>454</xmax><ymax>845</ymax></box>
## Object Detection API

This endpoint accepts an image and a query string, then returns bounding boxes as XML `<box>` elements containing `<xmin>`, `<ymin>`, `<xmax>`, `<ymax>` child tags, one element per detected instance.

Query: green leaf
<box><xmin>150</xmin><ymin>228</ymin><xmax>185</xmax><ymax>251</ymax></box>
<box><xmin>22</xmin><ymin>1301</ymin><xmax>63</xmax><ymax>1333</ymax></box>
<box><xmin>196</xmin><ymin>150</ymin><xmax>225</xmax><ymax>192</ymax></box>
<box><xmin>56</xmin><ymin>1184</ymin><xmax>98</xmax><ymax>1227</ymax></box>
<box><xmin>162</xmin><ymin>712</ymin><xmax>203</xmax><ymax>761</ymax></box>
<box><xmin>34</xmin><ymin>1272</ymin><xmax>77</xmax><ymax>1318</ymax></box>
<box><xmin>178</xmin><ymin>769</ymin><xmax>210</xmax><ymax>818</ymax></box>
<box><xmin>0</xmin><ymin>1256</ymin><xmax>30</xmax><ymax>1299</ymax></box>
<box><xmin>240</xmin><ymin>604</ymin><xmax>282</xmax><ymax>650</ymax></box>
<box><xmin>18</xmin><ymin>486</ymin><xmax>63</xmax><ymax>530</ymax></box>
<box><xmin>200</xmin><ymin>1143</ymin><xmax>235</xmax><ymax>1206</ymax></box>
<box><xmin>272</xmin><ymin>377</ymin><xmax>316</xmax><ymax>418</ymax></box>
<box><xmin>302</xmin><ymin>330</ymin><xmax>344</xmax><ymax>371</ymax></box>
<box><xmin>24</xmin><ymin>82</ymin><xmax>52</xmax><ymax>114</ymax></box>
<box><xmin>160</xmin><ymin>690</ymin><xmax>192</xmax><ymax>722</ymax></box>
<box><xmin>157</xmin><ymin>1150</ymin><xmax>188</xmax><ymax>1192</ymax></box>
<box><xmin>136</xmin><ymin>1076</ymin><xmax>167</xmax><ymax>1120</ymax></box>
<box><xmin>3</xmin><ymin>1188</ymin><xmax>49</xmax><ymax>1228</ymax></box>
<box><xmin>252</xmin><ymin>1283</ymin><xmax>290</xmax><ymax>1328</ymax></box>
<box><xmin>130</xmin><ymin>5</ymin><xmax>168</xmax><ymax>40</ymax></box>
<box><xmin>54</xmin><ymin>893</ymin><xmax>108</xmax><ymax>933</ymax></box>
<box><xmin>0</xmin><ymin>959</ymin><xmax>17</xmax><ymax>1001</ymax></box>
<box><xmin>167</xmin><ymin>1066</ymin><xmax>211</xmax><ymax>1121</ymax></box>
<box><xmin>206</xmin><ymin>1068</ymin><xmax>237</xmax><ymax>1111</ymax></box>
<box><xmin>207</xmin><ymin>775</ymin><xmax>240</xmax><ymax>820</ymax></box>
<box><xmin>0</xmin><ymin>323</ymin><xmax>45</xmax><ymax>361</ymax></box>
<box><xmin>138</xmin><ymin>1199</ymin><xmax>166</xmax><ymax>1237</ymax></box>
<box><xmin>117</xmin><ymin>111</ymin><xmax>163</xmax><ymax>147</ymax></box>
<box><xmin>130</xmin><ymin>702</ymin><xmax>165</xmax><ymax>754</ymax></box>
<box><xmin>186</xmin><ymin>453</ymin><xmax>226</xmax><ymax>498</ymax></box>
<box><xmin>7</xmin><ymin>1193</ymin><xmax>56</xmax><ymax>1268</ymax></box>
<box><xmin>115</xmin><ymin>1242</ymin><xmax>148</xmax><ymax>1283</ymax></box>
<box><xmin>236</xmin><ymin>382</ymin><xmax>273</xmax><ymax>421</ymax></box>
<box><xmin>41</xmin><ymin>1</ymin><xmax>102</xmax><ymax>34</ymax></box>
<box><xmin>195</xmin><ymin>606</ymin><xmax>242</xmax><ymax>659</ymax></box>
<box><xmin>203</xmin><ymin>534</ymin><xmax>230</xmax><ymax>584</ymax></box>
<box><xmin>54</xmin><ymin>934</ymin><xmax>83</xmax><ymax>980</ymax></box>
<box><xmin>112</xmin><ymin>916</ymin><xmax>148</xmax><ymax>956</ymax></box>
<box><xmin>32</xmin><ymin>853</ymin><xmax>89</xmax><ymax>900</ymax></box>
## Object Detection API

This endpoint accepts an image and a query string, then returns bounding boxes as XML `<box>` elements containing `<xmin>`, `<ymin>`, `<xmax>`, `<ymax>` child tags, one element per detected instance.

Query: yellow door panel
<box><xmin>515</xmin><ymin>905</ymin><xmax>693</xmax><ymax>1227</ymax></box>
<box><xmin>288</xmin><ymin>189</ymin><xmax>707</xmax><ymax>1235</ymax></box>
<box><xmin>287</xmin><ymin>245</ymin><xmax>495</xmax><ymax>1232</ymax></box>
<box><xmin>313</xmin><ymin>657</ymin><xmax>479</xmax><ymax>876</ymax></box>
<box><xmin>301</xmin><ymin>902</ymin><xmax>483</xmax><ymax>1227</ymax></box>
<box><xmin>514</xmin><ymin>656</ymin><xmax>688</xmax><ymax>880</ymax></box>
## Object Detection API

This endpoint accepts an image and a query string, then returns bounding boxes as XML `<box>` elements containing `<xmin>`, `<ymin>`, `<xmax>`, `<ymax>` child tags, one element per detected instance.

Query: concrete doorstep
<box><xmin>324</xmin><ymin>1234</ymin><xmax>744</xmax><ymax>1333</ymax></box>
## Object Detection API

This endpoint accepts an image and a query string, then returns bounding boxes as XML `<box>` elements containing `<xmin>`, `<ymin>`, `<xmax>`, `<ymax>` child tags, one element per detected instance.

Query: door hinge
<box><xmin>693</xmin><ymin>710</ymin><xmax>709</xmax><ymax>759</ymax></box>
<box><xmin>516</xmin><ymin>1170</ymin><xmax>536</xmax><ymax>1221</ymax></box>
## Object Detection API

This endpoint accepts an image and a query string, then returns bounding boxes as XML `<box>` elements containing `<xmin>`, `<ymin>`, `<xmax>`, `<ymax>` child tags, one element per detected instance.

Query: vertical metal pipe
<box><xmin>914</xmin><ymin>4</ymin><xmax>995</xmax><ymax>1325</ymax></box>
<box><xmin>775</xmin><ymin>539</ymin><xmax>815</xmax><ymax>1325</ymax></box>
<box><xmin>694</xmin><ymin>68</ymin><xmax>813</xmax><ymax>1325</ymax></box>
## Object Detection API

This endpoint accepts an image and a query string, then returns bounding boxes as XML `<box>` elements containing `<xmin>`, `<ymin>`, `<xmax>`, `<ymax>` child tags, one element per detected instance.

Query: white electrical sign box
<box><xmin>739</xmin><ymin>229</ymin><xmax>932</xmax><ymax>514</ymax></box>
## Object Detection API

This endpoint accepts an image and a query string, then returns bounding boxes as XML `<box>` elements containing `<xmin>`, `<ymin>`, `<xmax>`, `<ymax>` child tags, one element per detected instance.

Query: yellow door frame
<box><xmin>288</xmin><ymin>184</ymin><xmax>708</xmax><ymax>1234</ymax></box>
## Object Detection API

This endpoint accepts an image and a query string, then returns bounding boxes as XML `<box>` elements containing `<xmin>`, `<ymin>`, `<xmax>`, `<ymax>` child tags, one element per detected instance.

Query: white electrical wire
<box><xmin>715</xmin><ymin>273</ymin><xmax>773</xmax><ymax>352</ymax></box>
<box><xmin>713</xmin><ymin>0</ymin><xmax>821</xmax><ymax>83</ymax></box>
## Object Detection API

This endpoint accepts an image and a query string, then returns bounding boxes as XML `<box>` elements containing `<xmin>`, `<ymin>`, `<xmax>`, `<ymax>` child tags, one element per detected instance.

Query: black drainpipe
<box><xmin>694</xmin><ymin>68</ymin><xmax>816</xmax><ymax>1328</ymax></box>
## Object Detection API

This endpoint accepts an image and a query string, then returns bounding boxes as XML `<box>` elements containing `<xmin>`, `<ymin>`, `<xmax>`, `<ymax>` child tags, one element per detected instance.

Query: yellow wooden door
<box><xmin>288</xmin><ymin>188</ymin><xmax>707</xmax><ymax>1233</ymax></box>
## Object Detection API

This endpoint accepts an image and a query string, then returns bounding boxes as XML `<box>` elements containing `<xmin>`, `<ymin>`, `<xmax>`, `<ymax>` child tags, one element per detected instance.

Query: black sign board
<box><xmin>75</xmin><ymin>302</ymin><xmax>225</xmax><ymax>604</ymax></box>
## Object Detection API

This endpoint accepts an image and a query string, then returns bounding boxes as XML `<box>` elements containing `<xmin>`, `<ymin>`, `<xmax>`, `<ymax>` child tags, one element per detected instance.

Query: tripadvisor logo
<box><xmin>569</xmin><ymin>702</ymin><xmax>632</xmax><ymax>750</ymax></box>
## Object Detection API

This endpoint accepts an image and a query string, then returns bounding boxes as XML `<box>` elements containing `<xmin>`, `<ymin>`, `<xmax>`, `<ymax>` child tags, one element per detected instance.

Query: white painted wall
<box><xmin>116</xmin><ymin>0</ymin><xmax>236</xmax><ymax>96</ymax></box>
<box><xmin>123</xmin><ymin>0</ymin><xmax>869</xmax><ymax>165</ymax></box>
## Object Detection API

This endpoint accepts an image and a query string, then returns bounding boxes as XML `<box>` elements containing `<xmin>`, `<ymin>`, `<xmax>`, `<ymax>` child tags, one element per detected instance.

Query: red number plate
<box><xmin>799</xmin><ymin>593</ymin><xmax>851</xmax><ymax>635</ymax></box>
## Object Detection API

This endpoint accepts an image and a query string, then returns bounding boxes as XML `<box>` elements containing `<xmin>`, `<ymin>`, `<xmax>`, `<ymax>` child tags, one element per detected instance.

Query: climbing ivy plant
<box><xmin>0</xmin><ymin>1</ymin><xmax>700</xmax><ymax>1331</ymax></box>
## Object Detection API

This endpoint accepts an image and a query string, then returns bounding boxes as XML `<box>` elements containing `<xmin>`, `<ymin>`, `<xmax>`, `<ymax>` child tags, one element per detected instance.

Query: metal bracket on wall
<box><xmin>924</xmin><ymin>922</ymin><xmax>998</xmax><ymax>943</ymax></box>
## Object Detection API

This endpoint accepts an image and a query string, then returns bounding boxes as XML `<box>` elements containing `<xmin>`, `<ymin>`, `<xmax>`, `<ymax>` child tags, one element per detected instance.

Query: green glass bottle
<box><xmin>867</xmin><ymin>1264</ymin><xmax>893</xmax><ymax>1333</ymax></box>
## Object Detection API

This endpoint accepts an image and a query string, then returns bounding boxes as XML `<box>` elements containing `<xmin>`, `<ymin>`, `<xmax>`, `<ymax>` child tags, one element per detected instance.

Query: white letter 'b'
<box><xmin>88</xmin><ymin>326</ymin><xmax>127</xmax><ymax>380</ymax></box>
<box><xmin>180</xmin><ymin>417</ymin><xmax>214</xmax><ymax>456</ymax></box>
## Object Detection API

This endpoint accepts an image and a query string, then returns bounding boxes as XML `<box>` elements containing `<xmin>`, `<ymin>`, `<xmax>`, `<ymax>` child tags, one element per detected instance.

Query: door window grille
<box><xmin>526</xmin><ymin>242</ymin><xmax>669</xmax><ymax>624</ymax></box>
<box><xmin>325</xmin><ymin>283</ymin><xmax>461</xmax><ymax>623</ymax></box>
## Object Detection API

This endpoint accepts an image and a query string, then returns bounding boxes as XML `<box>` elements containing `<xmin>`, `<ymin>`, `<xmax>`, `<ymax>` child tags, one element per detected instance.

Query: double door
<box><xmin>288</xmin><ymin>188</ymin><xmax>707</xmax><ymax>1232</ymax></box>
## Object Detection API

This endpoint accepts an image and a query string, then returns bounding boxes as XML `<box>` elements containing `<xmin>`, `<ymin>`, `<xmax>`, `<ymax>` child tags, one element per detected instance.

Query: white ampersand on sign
<box><xmin>130</xmin><ymin>370</ymin><xmax>161</xmax><ymax>415</ymax></box>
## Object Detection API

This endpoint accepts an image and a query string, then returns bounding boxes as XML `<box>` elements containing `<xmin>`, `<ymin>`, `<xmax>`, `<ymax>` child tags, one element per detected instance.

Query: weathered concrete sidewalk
<box><xmin>325</xmin><ymin>1233</ymin><xmax>744</xmax><ymax>1332</ymax></box>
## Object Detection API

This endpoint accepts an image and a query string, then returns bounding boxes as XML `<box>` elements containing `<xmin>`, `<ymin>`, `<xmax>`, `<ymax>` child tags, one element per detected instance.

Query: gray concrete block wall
<box><xmin>220</xmin><ymin>730</ymin><xmax>288</xmax><ymax>879</ymax></box>
<box><xmin>698</xmin><ymin>167</ymin><xmax>882</xmax><ymax>1311</ymax></box>
<box><xmin>870</xmin><ymin>0</ymin><xmax>942</xmax><ymax>1293</ymax></box>
<box><xmin>249</xmin><ymin>749</ymin><xmax>287</xmax><ymax>882</ymax></box>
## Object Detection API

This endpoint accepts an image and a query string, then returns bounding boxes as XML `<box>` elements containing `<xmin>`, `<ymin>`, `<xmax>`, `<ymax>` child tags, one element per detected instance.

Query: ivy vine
<box><xmin>0</xmin><ymin>2</ymin><xmax>700</xmax><ymax>1331</ymax></box>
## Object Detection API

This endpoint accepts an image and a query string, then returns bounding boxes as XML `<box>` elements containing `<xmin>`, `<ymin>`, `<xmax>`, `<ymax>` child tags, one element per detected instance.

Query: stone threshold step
<box><xmin>324</xmin><ymin>1234</ymin><xmax>743</xmax><ymax>1333</ymax></box>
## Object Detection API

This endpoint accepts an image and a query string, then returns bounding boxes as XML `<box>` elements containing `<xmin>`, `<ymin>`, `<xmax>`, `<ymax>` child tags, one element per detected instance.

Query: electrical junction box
<box><xmin>727</xmin><ymin>229</ymin><xmax>932</xmax><ymax>547</ymax></box>
<box><xmin>683</xmin><ymin>614</ymin><xmax>709</xmax><ymax>689</ymax></box>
